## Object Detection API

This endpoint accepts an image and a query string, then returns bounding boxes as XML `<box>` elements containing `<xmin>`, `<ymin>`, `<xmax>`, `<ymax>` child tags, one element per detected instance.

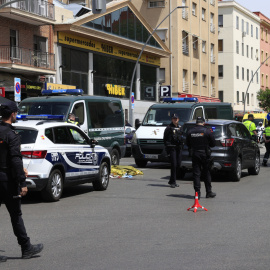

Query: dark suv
<box><xmin>180</xmin><ymin>119</ymin><xmax>260</xmax><ymax>181</ymax></box>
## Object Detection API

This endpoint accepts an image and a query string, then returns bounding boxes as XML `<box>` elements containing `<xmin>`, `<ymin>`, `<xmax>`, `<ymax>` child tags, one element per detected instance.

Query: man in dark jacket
<box><xmin>186</xmin><ymin>117</ymin><xmax>216</xmax><ymax>199</ymax></box>
<box><xmin>0</xmin><ymin>101</ymin><xmax>43</xmax><ymax>261</ymax></box>
<box><xmin>163</xmin><ymin>114</ymin><xmax>183</xmax><ymax>188</ymax></box>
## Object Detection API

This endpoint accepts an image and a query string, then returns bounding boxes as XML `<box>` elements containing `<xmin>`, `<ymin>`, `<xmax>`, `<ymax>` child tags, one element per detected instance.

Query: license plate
<box><xmin>144</xmin><ymin>154</ymin><xmax>158</xmax><ymax>159</ymax></box>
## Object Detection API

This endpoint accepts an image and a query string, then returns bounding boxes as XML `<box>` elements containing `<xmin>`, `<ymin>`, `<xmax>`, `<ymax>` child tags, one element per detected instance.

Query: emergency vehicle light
<box><xmin>16</xmin><ymin>115</ymin><xmax>65</xmax><ymax>120</ymax></box>
<box><xmin>163</xmin><ymin>97</ymin><xmax>198</xmax><ymax>103</ymax></box>
<box><xmin>41</xmin><ymin>89</ymin><xmax>84</xmax><ymax>95</ymax></box>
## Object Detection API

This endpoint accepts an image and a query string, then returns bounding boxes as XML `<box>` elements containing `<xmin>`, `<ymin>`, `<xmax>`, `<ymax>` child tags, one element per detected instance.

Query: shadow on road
<box><xmin>166</xmin><ymin>194</ymin><xmax>194</xmax><ymax>200</ymax></box>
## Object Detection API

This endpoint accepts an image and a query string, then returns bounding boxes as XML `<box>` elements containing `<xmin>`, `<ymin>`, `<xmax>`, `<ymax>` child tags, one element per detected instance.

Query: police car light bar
<box><xmin>41</xmin><ymin>89</ymin><xmax>84</xmax><ymax>95</ymax></box>
<box><xmin>16</xmin><ymin>115</ymin><xmax>65</xmax><ymax>120</ymax></box>
<box><xmin>163</xmin><ymin>97</ymin><xmax>198</xmax><ymax>103</ymax></box>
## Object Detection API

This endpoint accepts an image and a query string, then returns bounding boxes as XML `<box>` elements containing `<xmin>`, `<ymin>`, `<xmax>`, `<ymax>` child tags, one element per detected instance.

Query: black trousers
<box><xmin>0</xmin><ymin>181</ymin><xmax>31</xmax><ymax>250</ymax></box>
<box><xmin>192</xmin><ymin>152</ymin><xmax>212</xmax><ymax>193</ymax></box>
<box><xmin>168</xmin><ymin>147</ymin><xmax>182</xmax><ymax>184</ymax></box>
<box><xmin>263</xmin><ymin>142</ymin><xmax>270</xmax><ymax>164</ymax></box>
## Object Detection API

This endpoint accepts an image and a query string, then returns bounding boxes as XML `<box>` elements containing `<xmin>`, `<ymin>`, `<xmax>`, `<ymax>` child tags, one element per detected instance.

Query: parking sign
<box><xmin>160</xmin><ymin>85</ymin><xmax>171</xmax><ymax>98</ymax></box>
<box><xmin>14</xmin><ymin>77</ymin><xmax>21</xmax><ymax>102</ymax></box>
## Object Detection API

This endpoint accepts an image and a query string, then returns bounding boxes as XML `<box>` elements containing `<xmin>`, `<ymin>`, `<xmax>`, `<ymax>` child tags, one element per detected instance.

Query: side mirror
<box><xmin>90</xmin><ymin>138</ymin><xmax>98</xmax><ymax>147</ymax></box>
<box><xmin>135</xmin><ymin>119</ymin><xmax>141</xmax><ymax>130</ymax></box>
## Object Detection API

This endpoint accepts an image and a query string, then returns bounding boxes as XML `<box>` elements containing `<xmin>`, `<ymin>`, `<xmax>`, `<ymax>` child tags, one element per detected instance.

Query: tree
<box><xmin>257</xmin><ymin>88</ymin><xmax>270</xmax><ymax>112</ymax></box>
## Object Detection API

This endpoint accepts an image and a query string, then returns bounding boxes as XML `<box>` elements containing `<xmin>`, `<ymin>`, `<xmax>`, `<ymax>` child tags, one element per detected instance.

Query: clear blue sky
<box><xmin>236</xmin><ymin>0</ymin><xmax>270</xmax><ymax>19</ymax></box>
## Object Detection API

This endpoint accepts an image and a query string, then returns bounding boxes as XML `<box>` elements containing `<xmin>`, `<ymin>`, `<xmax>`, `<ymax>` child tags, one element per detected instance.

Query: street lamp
<box><xmin>129</xmin><ymin>5</ymin><xmax>188</xmax><ymax>126</ymax></box>
<box><xmin>243</xmin><ymin>55</ymin><xmax>270</xmax><ymax>113</ymax></box>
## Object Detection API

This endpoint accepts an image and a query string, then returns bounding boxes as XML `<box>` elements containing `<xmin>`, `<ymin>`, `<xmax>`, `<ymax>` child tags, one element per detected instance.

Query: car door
<box><xmin>71</xmin><ymin>101</ymin><xmax>88</xmax><ymax>134</ymax></box>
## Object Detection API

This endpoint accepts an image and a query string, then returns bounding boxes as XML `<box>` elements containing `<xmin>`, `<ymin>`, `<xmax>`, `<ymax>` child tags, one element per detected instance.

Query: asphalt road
<box><xmin>1</xmin><ymin>146</ymin><xmax>270</xmax><ymax>270</ymax></box>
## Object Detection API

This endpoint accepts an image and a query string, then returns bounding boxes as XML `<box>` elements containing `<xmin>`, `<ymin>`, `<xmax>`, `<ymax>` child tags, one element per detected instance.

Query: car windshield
<box><xmin>183</xmin><ymin>124</ymin><xmax>224</xmax><ymax>138</ymax></box>
<box><xmin>18</xmin><ymin>102</ymin><xmax>70</xmax><ymax>116</ymax></box>
<box><xmin>243</xmin><ymin>119</ymin><xmax>265</xmax><ymax>127</ymax></box>
<box><xmin>15</xmin><ymin>128</ymin><xmax>38</xmax><ymax>144</ymax></box>
<box><xmin>142</xmin><ymin>108</ymin><xmax>192</xmax><ymax>126</ymax></box>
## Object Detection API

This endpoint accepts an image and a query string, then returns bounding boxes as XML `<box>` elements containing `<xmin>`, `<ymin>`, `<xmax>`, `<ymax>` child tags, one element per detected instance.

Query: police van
<box><xmin>14</xmin><ymin>119</ymin><xmax>111</xmax><ymax>202</ymax></box>
<box><xmin>131</xmin><ymin>97</ymin><xmax>233</xmax><ymax>167</ymax></box>
<box><xmin>18</xmin><ymin>89</ymin><xmax>125</xmax><ymax>165</ymax></box>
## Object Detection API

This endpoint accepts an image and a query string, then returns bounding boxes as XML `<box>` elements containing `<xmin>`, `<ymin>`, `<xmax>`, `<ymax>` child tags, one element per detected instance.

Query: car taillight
<box><xmin>21</xmin><ymin>150</ymin><xmax>47</xmax><ymax>159</ymax></box>
<box><xmin>220</xmin><ymin>138</ymin><xmax>234</xmax><ymax>147</ymax></box>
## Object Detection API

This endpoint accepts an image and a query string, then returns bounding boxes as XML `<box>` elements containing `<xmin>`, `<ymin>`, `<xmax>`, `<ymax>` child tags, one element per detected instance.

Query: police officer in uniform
<box><xmin>66</xmin><ymin>113</ymin><xmax>80</xmax><ymax>127</ymax></box>
<box><xmin>186</xmin><ymin>117</ymin><xmax>216</xmax><ymax>199</ymax></box>
<box><xmin>262</xmin><ymin>120</ymin><xmax>270</xmax><ymax>166</ymax></box>
<box><xmin>0</xmin><ymin>101</ymin><xmax>43</xmax><ymax>261</ymax></box>
<box><xmin>163</xmin><ymin>114</ymin><xmax>183</xmax><ymax>188</ymax></box>
<box><xmin>243</xmin><ymin>114</ymin><xmax>257</xmax><ymax>141</ymax></box>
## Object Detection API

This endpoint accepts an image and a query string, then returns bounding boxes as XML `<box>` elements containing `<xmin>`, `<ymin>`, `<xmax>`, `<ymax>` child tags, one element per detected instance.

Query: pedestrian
<box><xmin>66</xmin><ymin>113</ymin><xmax>80</xmax><ymax>126</ymax></box>
<box><xmin>0</xmin><ymin>101</ymin><xmax>43</xmax><ymax>262</ymax></box>
<box><xmin>262</xmin><ymin>120</ymin><xmax>270</xmax><ymax>166</ymax></box>
<box><xmin>163</xmin><ymin>113</ymin><xmax>183</xmax><ymax>188</ymax></box>
<box><xmin>243</xmin><ymin>114</ymin><xmax>258</xmax><ymax>141</ymax></box>
<box><xmin>256</xmin><ymin>122</ymin><xmax>264</xmax><ymax>143</ymax></box>
<box><xmin>186</xmin><ymin>116</ymin><xmax>216</xmax><ymax>199</ymax></box>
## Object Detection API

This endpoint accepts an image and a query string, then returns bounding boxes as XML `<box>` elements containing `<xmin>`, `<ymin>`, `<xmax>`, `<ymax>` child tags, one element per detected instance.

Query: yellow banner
<box><xmin>58</xmin><ymin>32</ymin><xmax>160</xmax><ymax>66</ymax></box>
<box><xmin>106</xmin><ymin>84</ymin><xmax>125</xmax><ymax>96</ymax></box>
<box><xmin>46</xmin><ymin>83</ymin><xmax>76</xmax><ymax>90</ymax></box>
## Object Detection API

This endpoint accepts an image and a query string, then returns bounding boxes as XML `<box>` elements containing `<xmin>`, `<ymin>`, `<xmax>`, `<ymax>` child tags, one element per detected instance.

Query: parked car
<box><xmin>14</xmin><ymin>118</ymin><xmax>111</xmax><ymax>202</ymax></box>
<box><xmin>125</xmin><ymin>126</ymin><xmax>136</xmax><ymax>157</ymax></box>
<box><xmin>180</xmin><ymin>119</ymin><xmax>260</xmax><ymax>181</ymax></box>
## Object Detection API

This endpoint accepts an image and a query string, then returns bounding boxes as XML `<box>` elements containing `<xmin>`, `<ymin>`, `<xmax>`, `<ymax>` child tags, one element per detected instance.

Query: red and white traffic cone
<box><xmin>187</xmin><ymin>192</ymin><xmax>208</xmax><ymax>213</ymax></box>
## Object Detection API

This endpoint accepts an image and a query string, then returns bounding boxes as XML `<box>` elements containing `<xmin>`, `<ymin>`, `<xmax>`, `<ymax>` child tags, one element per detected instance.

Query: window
<box><xmin>149</xmin><ymin>0</ymin><xmax>165</xmax><ymax>8</ymax></box>
<box><xmin>182</xmin><ymin>31</ymin><xmax>189</xmax><ymax>55</ymax></box>
<box><xmin>210</xmin><ymin>13</ymin><xmax>214</xmax><ymax>33</ymax></box>
<box><xmin>54</xmin><ymin>127</ymin><xmax>73</xmax><ymax>144</ymax></box>
<box><xmin>247</xmin><ymin>69</ymin><xmax>249</xmax><ymax>81</ymax></box>
<box><xmin>202</xmin><ymin>74</ymin><xmax>206</xmax><ymax>87</ymax></box>
<box><xmin>71</xmin><ymin>102</ymin><xmax>85</xmax><ymax>126</ymax></box>
<box><xmin>237</xmin><ymin>91</ymin><xmax>239</xmax><ymax>103</ymax></box>
<box><xmin>69</xmin><ymin>127</ymin><xmax>88</xmax><ymax>145</ymax></box>
<box><xmin>266</xmin><ymin>75</ymin><xmax>269</xmax><ymax>88</ymax></box>
<box><xmin>193</xmin><ymin>108</ymin><xmax>203</xmax><ymax>119</ymax></box>
<box><xmin>10</xmin><ymin>29</ymin><xmax>18</xmax><ymax>58</ymax></box>
<box><xmin>266</xmin><ymin>53</ymin><xmax>268</xmax><ymax>65</ymax></box>
<box><xmin>193</xmin><ymin>72</ymin><xmax>197</xmax><ymax>85</ymax></box>
<box><xmin>242</xmin><ymin>43</ymin><xmax>244</xmax><ymax>56</ymax></box>
<box><xmin>193</xmin><ymin>36</ymin><xmax>198</xmax><ymax>50</ymax></box>
<box><xmin>261</xmin><ymin>27</ymin><xmax>264</xmax><ymax>40</ymax></box>
<box><xmin>202</xmin><ymin>8</ymin><xmax>206</xmax><ymax>20</ymax></box>
<box><xmin>218</xmin><ymin>91</ymin><xmax>224</xmax><ymax>102</ymax></box>
<box><xmin>247</xmin><ymin>93</ymin><xmax>249</xmax><ymax>105</ymax></box>
<box><xmin>262</xmin><ymin>74</ymin><xmax>264</xmax><ymax>86</ymax></box>
<box><xmin>246</xmin><ymin>45</ymin><xmax>249</xmax><ymax>58</ymax></box>
<box><xmin>211</xmin><ymin>44</ymin><xmax>215</xmax><ymax>63</ymax></box>
<box><xmin>251</xmin><ymin>94</ymin><xmax>254</xmax><ymax>106</ymax></box>
<box><xmin>202</xmin><ymin>40</ymin><xmax>206</xmax><ymax>53</ymax></box>
<box><xmin>256</xmin><ymin>72</ymin><xmax>259</xmax><ymax>84</ymax></box>
<box><xmin>236</xmin><ymin>66</ymin><xmax>239</xmax><ymax>79</ymax></box>
<box><xmin>256</xmin><ymin>49</ymin><xmax>259</xmax><ymax>60</ymax></box>
<box><xmin>182</xmin><ymin>0</ymin><xmax>188</xmax><ymax>20</ymax></box>
<box><xmin>218</xmin><ymin>65</ymin><xmax>223</xmax><ymax>78</ymax></box>
<box><xmin>236</xmin><ymin>40</ymin><xmax>239</xmax><ymax>54</ymax></box>
<box><xmin>236</xmin><ymin>16</ymin><xmax>239</xmax><ymax>29</ymax></box>
<box><xmin>261</xmin><ymin>50</ymin><xmax>264</xmax><ymax>62</ymax></box>
<box><xmin>242</xmin><ymin>67</ymin><xmax>244</xmax><ymax>80</ymax></box>
<box><xmin>218</xmin><ymin>40</ymin><xmax>223</xmax><ymax>52</ymax></box>
<box><xmin>192</xmin><ymin>2</ymin><xmax>196</xmax><ymax>16</ymax></box>
<box><xmin>218</xmin><ymin>15</ymin><xmax>223</xmax><ymax>27</ymax></box>
<box><xmin>211</xmin><ymin>77</ymin><xmax>215</xmax><ymax>95</ymax></box>
<box><xmin>251</xmin><ymin>24</ymin><xmax>253</xmax><ymax>37</ymax></box>
<box><xmin>251</xmin><ymin>47</ymin><xmax>253</xmax><ymax>59</ymax></box>
<box><xmin>251</xmin><ymin>71</ymin><xmax>253</xmax><ymax>82</ymax></box>
<box><xmin>183</xmin><ymin>69</ymin><xmax>188</xmax><ymax>92</ymax></box>
<box><xmin>242</xmin><ymin>19</ymin><xmax>244</xmax><ymax>32</ymax></box>
<box><xmin>266</xmin><ymin>30</ymin><xmax>268</xmax><ymax>42</ymax></box>
<box><xmin>256</xmin><ymin>27</ymin><xmax>258</xmax><ymax>39</ymax></box>
<box><xmin>242</xmin><ymin>92</ymin><xmax>245</xmax><ymax>104</ymax></box>
<box><xmin>246</xmin><ymin>22</ymin><xmax>249</xmax><ymax>35</ymax></box>
<box><xmin>45</xmin><ymin>128</ymin><xmax>53</xmax><ymax>142</ymax></box>
<box><xmin>205</xmin><ymin>108</ymin><xmax>217</xmax><ymax>119</ymax></box>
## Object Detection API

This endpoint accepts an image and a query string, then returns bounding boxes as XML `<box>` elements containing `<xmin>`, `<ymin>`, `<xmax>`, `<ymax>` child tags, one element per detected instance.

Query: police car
<box><xmin>14</xmin><ymin>116</ymin><xmax>111</xmax><ymax>202</ymax></box>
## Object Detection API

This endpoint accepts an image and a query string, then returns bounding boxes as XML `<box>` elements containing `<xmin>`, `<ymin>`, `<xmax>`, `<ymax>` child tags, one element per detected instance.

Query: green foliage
<box><xmin>257</xmin><ymin>88</ymin><xmax>270</xmax><ymax>111</ymax></box>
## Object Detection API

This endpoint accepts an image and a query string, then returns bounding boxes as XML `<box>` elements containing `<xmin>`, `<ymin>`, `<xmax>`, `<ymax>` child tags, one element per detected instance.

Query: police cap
<box><xmin>0</xmin><ymin>100</ymin><xmax>19</xmax><ymax>115</ymax></box>
<box><xmin>171</xmin><ymin>113</ymin><xmax>179</xmax><ymax>119</ymax></box>
<box><xmin>196</xmin><ymin>116</ymin><xmax>205</xmax><ymax>123</ymax></box>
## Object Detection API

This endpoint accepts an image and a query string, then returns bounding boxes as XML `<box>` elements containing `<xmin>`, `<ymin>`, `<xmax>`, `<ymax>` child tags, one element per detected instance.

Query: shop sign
<box><xmin>21</xmin><ymin>81</ymin><xmax>43</xmax><ymax>92</ymax></box>
<box><xmin>58</xmin><ymin>32</ymin><xmax>160</xmax><ymax>66</ymax></box>
<box><xmin>45</xmin><ymin>83</ymin><xmax>76</xmax><ymax>90</ymax></box>
<box><xmin>106</xmin><ymin>84</ymin><xmax>125</xmax><ymax>96</ymax></box>
<box><xmin>0</xmin><ymin>87</ymin><xmax>5</xmax><ymax>97</ymax></box>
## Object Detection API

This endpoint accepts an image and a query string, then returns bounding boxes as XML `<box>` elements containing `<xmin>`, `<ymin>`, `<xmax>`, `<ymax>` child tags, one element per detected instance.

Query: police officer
<box><xmin>66</xmin><ymin>113</ymin><xmax>80</xmax><ymax>126</ymax></box>
<box><xmin>163</xmin><ymin>113</ymin><xmax>183</xmax><ymax>188</ymax></box>
<box><xmin>0</xmin><ymin>101</ymin><xmax>43</xmax><ymax>261</ymax></box>
<box><xmin>262</xmin><ymin>120</ymin><xmax>270</xmax><ymax>166</ymax></box>
<box><xmin>243</xmin><ymin>114</ymin><xmax>257</xmax><ymax>140</ymax></box>
<box><xmin>186</xmin><ymin>117</ymin><xmax>216</xmax><ymax>199</ymax></box>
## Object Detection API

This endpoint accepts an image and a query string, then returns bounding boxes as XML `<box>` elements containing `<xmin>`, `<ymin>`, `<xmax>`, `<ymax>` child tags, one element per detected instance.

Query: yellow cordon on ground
<box><xmin>110</xmin><ymin>166</ymin><xmax>143</xmax><ymax>178</ymax></box>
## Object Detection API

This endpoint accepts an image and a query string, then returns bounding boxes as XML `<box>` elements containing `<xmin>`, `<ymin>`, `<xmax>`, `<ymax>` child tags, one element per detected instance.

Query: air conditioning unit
<box><xmin>242</xmin><ymin>32</ymin><xmax>246</xmax><ymax>37</ymax></box>
<box><xmin>45</xmin><ymin>76</ymin><xmax>55</xmax><ymax>83</ymax></box>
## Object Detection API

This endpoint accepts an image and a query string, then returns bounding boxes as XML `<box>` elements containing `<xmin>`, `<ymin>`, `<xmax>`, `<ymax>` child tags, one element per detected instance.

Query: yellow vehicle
<box><xmin>243</xmin><ymin>113</ymin><xmax>268</xmax><ymax>127</ymax></box>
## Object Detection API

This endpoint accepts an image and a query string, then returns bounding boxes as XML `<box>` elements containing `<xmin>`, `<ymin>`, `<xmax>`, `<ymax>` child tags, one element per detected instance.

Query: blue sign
<box><xmin>267</xmin><ymin>113</ymin><xmax>270</xmax><ymax>121</ymax></box>
<box><xmin>131</xmin><ymin>92</ymin><xmax>134</xmax><ymax>110</ymax></box>
<box><xmin>14</xmin><ymin>77</ymin><xmax>21</xmax><ymax>102</ymax></box>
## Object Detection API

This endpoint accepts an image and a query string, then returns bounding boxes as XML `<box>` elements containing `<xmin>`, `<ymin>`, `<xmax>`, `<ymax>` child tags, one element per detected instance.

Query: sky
<box><xmin>235</xmin><ymin>0</ymin><xmax>270</xmax><ymax>19</ymax></box>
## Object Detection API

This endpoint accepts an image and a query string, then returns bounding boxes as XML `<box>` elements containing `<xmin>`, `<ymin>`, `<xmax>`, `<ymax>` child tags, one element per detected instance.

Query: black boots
<box><xmin>206</xmin><ymin>191</ymin><xmax>216</xmax><ymax>198</ymax></box>
<box><xmin>22</xmin><ymin>244</ymin><xmax>44</xmax><ymax>259</ymax></box>
<box><xmin>0</xmin><ymin>256</ymin><xmax>7</xmax><ymax>263</ymax></box>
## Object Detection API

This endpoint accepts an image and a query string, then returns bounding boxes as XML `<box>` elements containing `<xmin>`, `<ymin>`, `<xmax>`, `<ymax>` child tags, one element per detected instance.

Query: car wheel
<box><xmin>231</xmin><ymin>157</ymin><xmax>242</xmax><ymax>182</ymax></box>
<box><xmin>135</xmin><ymin>159</ymin><xmax>148</xmax><ymax>168</ymax></box>
<box><xmin>176</xmin><ymin>168</ymin><xmax>186</xmax><ymax>179</ymax></box>
<box><xmin>248</xmin><ymin>152</ymin><xmax>260</xmax><ymax>175</ymax></box>
<box><xmin>92</xmin><ymin>162</ymin><xmax>109</xmax><ymax>191</ymax></box>
<box><xmin>42</xmin><ymin>169</ymin><xmax>63</xmax><ymax>202</ymax></box>
<box><xmin>111</xmin><ymin>149</ymin><xmax>120</xmax><ymax>165</ymax></box>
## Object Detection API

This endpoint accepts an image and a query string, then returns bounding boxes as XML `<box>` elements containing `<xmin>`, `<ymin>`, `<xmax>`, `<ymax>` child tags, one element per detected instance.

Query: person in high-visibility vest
<box><xmin>66</xmin><ymin>113</ymin><xmax>80</xmax><ymax>127</ymax></box>
<box><xmin>243</xmin><ymin>114</ymin><xmax>257</xmax><ymax>139</ymax></box>
<box><xmin>262</xmin><ymin>120</ymin><xmax>270</xmax><ymax>166</ymax></box>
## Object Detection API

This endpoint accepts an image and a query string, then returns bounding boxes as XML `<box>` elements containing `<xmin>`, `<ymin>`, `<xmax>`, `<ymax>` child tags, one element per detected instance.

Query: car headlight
<box><xmin>131</xmin><ymin>132</ymin><xmax>137</xmax><ymax>144</ymax></box>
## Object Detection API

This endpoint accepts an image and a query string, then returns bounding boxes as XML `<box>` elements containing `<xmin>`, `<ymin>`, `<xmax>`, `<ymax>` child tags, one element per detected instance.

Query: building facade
<box><xmin>254</xmin><ymin>12</ymin><xmax>270</xmax><ymax>91</ymax></box>
<box><xmin>218</xmin><ymin>0</ymin><xmax>261</xmax><ymax>115</ymax></box>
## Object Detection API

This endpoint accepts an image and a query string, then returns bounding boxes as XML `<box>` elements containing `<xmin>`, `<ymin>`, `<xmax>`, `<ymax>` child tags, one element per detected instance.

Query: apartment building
<box><xmin>0</xmin><ymin>0</ymin><xmax>56</xmax><ymax>99</ymax></box>
<box><xmin>218</xmin><ymin>0</ymin><xmax>261</xmax><ymax>115</ymax></box>
<box><xmin>254</xmin><ymin>12</ymin><xmax>270</xmax><ymax>91</ymax></box>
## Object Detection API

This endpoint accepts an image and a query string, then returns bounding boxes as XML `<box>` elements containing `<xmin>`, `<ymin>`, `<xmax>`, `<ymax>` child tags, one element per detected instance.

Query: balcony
<box><xmin>182</xmin><ymin>82</ymin><xmax>189</xmax><ymax>92</ymax></box>
<box><xmin>210</xmin><ymin>23</ymin><xmax>216</xmax><ymax>34</ymax></box>
<box><xmin>182</xmin><ymin>9</ymin><xmax>188</xmax><ymax>20</ymax></box>
<box><xmin>0</xmin><ymin>46</ymin><xmax>55</xmax><ymax>75</ymax></box>
<box><xmin>0</xmin><ymin>0</ymin><xmax>55</xmax><ymax>25</ymax></box>
<box><xmin>182</xmin><ymin>45</ymin><xmax>189</xmax><ymax>56</ymax></box>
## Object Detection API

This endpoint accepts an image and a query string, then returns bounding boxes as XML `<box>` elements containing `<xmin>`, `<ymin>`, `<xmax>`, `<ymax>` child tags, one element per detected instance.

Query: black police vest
<box><xmin>189</xmin><ymin>126</ymin><xmax>209</xmax><ymax>151</ymax></box>
<box><xmin>0</xmin><ymin>126</ymin><xmax>9</xmax><ymax>169</ymax></box>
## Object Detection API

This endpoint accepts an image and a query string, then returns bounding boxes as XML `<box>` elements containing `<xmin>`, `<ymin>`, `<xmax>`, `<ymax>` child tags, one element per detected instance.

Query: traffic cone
<box><xmin>187</xmin><ymin>192</ymin><xmax>208</xmax><ymax>213</ymax></box>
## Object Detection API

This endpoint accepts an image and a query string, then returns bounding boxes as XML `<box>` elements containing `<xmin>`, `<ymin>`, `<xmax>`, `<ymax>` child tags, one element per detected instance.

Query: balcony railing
<box><xmin>182</xmin><ymin>82</ymin><xmax>189</xmax><ymax>92</ymax></box>
<box><xmin>211</xmin><ymin>55</ymin><xmax>215</xmax><ymax>63</ymax></box>
<box><xmin>182</xmin><ymin>9</ymin><xmax>188</xmax><ymax>20</ymax></box>
<box><xmin>0</xmin><ymin>0</ymin><xmax>55</xmax><ymax>20</ymax></box>
<box><xmin>182</xmin><ymin>45</ymin><xmax>189</xmax><ymax>55</ymax></box>
<box><xmin>0</xmin><ymin>46</ymin><xmax>55</xmax><ymax>70</ymax></box>
<box><xmin>210</xmin><ymin>23</ymin><xmax>215</xmax><ymax>33</ymax></box>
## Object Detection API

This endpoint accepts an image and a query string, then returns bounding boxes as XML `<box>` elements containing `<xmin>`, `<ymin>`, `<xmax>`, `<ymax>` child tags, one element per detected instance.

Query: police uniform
<box><xmin>0</xmin><ymin>101</ymin><xmax>43</xmax><ymax>260</ymax></box>
<box><xmin>163</xmin><ymin>114</ymin><xmax>183</xmax><ymax>187</ymax></box>
<box><xmin>66</xmin><ymin>119</ymin><xmax>80</xmax><ymax>127</ymax></box>
<box><xmin>262</xmin><ymin>124</ymin><xmax>270</xmax><ymax>166</ymax></box>
<box><xmin>186</xmin><ymin>117</ymin><xmax>216</xmax><ymax>198</ymax></box>
<box><xmin>243</xmin><ymin>118</ymin><xmax>256</xmax><ymax>138</ymax></box>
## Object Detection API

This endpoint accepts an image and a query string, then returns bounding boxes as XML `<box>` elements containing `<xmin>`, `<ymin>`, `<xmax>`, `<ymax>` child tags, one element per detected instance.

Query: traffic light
<box><xmin>92</xmin><ymin>0</ymin><xmax>106</xmax><ymax>14</ymax></box>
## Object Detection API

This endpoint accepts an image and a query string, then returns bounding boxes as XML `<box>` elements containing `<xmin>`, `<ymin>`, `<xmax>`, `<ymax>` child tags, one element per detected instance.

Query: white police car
<box><xmin>14</xmin><ymin>116</ymin><xmax>111</xmax><ymax>202</ymax></box>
